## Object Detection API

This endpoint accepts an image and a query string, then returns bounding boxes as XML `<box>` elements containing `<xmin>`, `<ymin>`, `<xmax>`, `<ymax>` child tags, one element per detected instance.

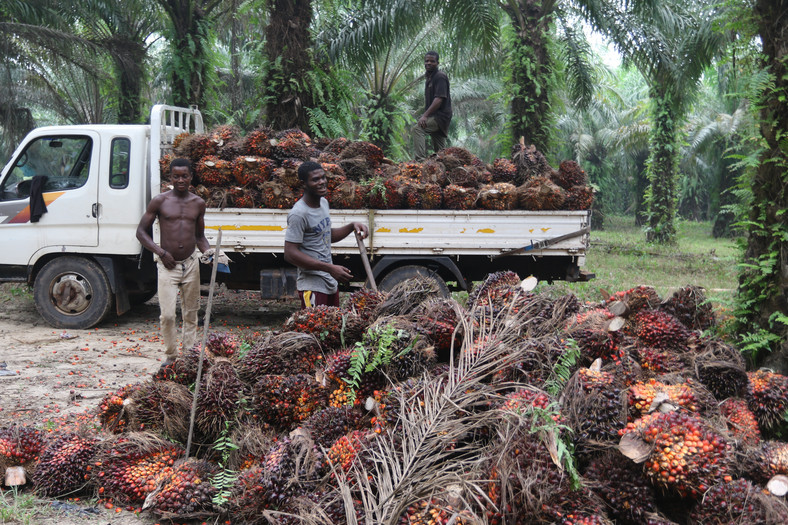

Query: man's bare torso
<box><xmin>156</xmin><ymin>191</ymin><xmax>205</xmax><ymax>260</ymax></box>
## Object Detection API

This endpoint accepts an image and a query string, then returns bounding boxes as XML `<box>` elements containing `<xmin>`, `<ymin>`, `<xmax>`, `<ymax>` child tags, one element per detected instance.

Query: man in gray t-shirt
<box><xmin>284</xmin><ymin>161</ymin><xmax>368</xmax><ymax>308</ymax></box>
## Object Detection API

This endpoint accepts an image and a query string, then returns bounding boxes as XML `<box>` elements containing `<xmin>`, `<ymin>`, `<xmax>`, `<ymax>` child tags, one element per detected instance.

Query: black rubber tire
<box><xmin>377</xmin><ymin>265</ymin><xmax>450</xmax><ymax>298</ymax></box>
<box><xmin>129</xmin><ymin>288</ymin><xmax>157</xmax><ymax>306</ymax></box>
<box><xmin>33</xmin><ymin>256</ymin><xmax>113</xmax><ymax>329</ymax></box>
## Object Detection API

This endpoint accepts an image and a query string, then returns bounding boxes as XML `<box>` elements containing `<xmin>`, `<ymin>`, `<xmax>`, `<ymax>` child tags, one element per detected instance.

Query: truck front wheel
<box><xmin>377</xmin><ymin>265</ymin><xmax>450</xmax><ymax>298</ymax></box>
<box><xmin>34</xmin><ymin>256</ymin><xmax>113</xmax><ymax>329</ymax></box>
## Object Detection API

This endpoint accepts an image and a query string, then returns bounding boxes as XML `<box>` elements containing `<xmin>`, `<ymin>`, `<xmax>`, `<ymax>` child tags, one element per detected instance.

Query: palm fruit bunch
<box><xmin>345</xmin><ymin>288</ymin><xmax>387</xmax><ymax>323</ymax></box>
<box><xmin>301</xmin><ymin>406</ymin><xmax>369</xmax><ymax>448</ymax></box>
<box><xmin>328</xmin><ymin>180</ymin><xmax>367</xmax><ymax>209</ymax></box>
<box><xmin>746</xmin><ymin>370</ymin><xmax>788</xmax><ymax>431</ymax></box>
<box><xmin>363</xmin><ymin>317</ymin><xmax>437</xmax><ymax>381</ymax></box>
<box><xmin>204</xmin><ymin>331</ymin><xmax>241</xmax><ymax>359</ymax></box>
<box><xmin>400</xmin><ymin>161</ymin><xmax>422</xmax><ymax>179</ymax></box>
<box><xmin>128</xmin><ymin>380</ymin><xmax>193</xmax><ymax>441</ymax></box>
<box><xmin>499</xmin><ymin>387</ymin><xmax>560</xmax><ymax>422</ymax></box>
<box><xmin>568</xmin><ymin>308</ymin><xmax>623</xmax><ymax>363</ymax></box>
<box><xmin>228</xmin><ymin>186</ymin><xmax>257</xmax><ymax>208</ymax></box>
<box><xmin>627</xmin><ymin>378</ymin><xmax>703</xmax><ymax>420</ymax></box>
<box><xmin>209</xmin><ymin>124</ymin><xmax>240</xmax><ymax>144</ymax></box>
<box><xmin>159</xmin><ymin>153</ymin><xmax>175</xmax><ymax>181</ymax></box>
<box><xmin>720</xmin><ymin>398</ymin><xmax>761</xmax><ymax>446</ymax></box>
<box><xmin>633</xmin><ymin>310</ymin><xmax>692</xmax><ymax>350</ymax></box>
<box><xmin>418</xmin><ymin>159</ymin><xmax>447</xmax><ymax>186</ymax></box>
<box><xmin>286</xmin><ymin>305</ymin><xmax>366</xmax><ymax>350</ymax></box>
<box><xmin>442</xmin><ymin>184</ymin><xmax>478</xmax><ymax>210</ymax></box>
<box><xmin>243</xmin><ymin>127</ymin><xmax>274</xmax><ymax>157</ymax></box>
<box><xmin>324</xmin><ymin>137</ymin><xmax>349</xmax><ymax>155</ymax></box>
<box><xmin>172</xmin><ymin>132</ymin><xmax>189</xmax><ymax>150</ymax></box>
<box><xmin>195</xmin><ymin>358</ymin><xmax>247</xmax><ymax>439</ymax></box>
<box><xmin>477</xmin><ymin>182</ymin><xmax>517</xmax><ymax>210</ymax></box>
<box><xmin>326</xmin><ymin>429</ymin><xmax>374</xmax><ymax>475</ymax></box>
<box><xmin>688</xmin><ymin>478</ymin><xmax>788</xmax><ymax>524</ymax></box>
<box><xmin>195</xmin><ymin>155</ymin><xmax>233</xmax><ymax>186</ymax></box>
<box><xmin>145</xmin><ymin>459</ymin><xmax>217</xmax><ymax>519</ymax></box>
<box><xmin>634</xmin><ymin>346</ymin><xmax>685</xmax><ymax>375</ymax></box>
<box><xmin>659</xmin><ymin>285</ymin><xmax>715</xmax><ymax>331</ymax></box>
<box><xmin>553</xmin><ymin>160</ymin><xmax>588</xmax><ymax>189</ymax></box>
<box><xmin>511</xmin><ymin>142</ymin><xmax>551</xmax><ymax>182</ymax></box>
<box><xmin>339</xmin><ymin>140</ymin><xmax>384</xmax><ymax>167</ymax></box>
<box><xmin>540</xmin><ymin>487</ymin><xmax>611</xmax><ymax>525</ymax></box>
<box><xmin>692</xmin><ymin>339</ymin><xmax>748</xmax><ymax>400</ymax></box>
<box><xmin>97</xmin><ymin>383</ymin><xmax>140</xmax><ymax>433</ymax></box>
<box><xmin>401</xmin><ymin>181</ymin><xmax>443</xmax><ymax>209</ymax></box>
<box><xmin>228</xmin><ymin>465</ymin><xmax>286</xmax><ymax>522</ymax></box>
<box><xmin>564</xmin><ymin>368</ymin><xmax>625</xmax><ymax>445</ymax></box>
<box><xmin>92</xmin><ymin>437</ymin><xmax>182</xmax><ymax>505</ymax></box>
<box><xmin>398</xmin><ymin>498</ymin><xmax>476</xmax><ymax>525</ymax></box>
<box><xmin>441</xmin><ymin>147</ymin><xmax>482</xmax><ymax>167</ymax></box>
<box><xmin>0</xmin><ymin>425</ymin><xmax>45</xmax><ymax>469</ymax></box>
<box><xmin>218</xmin><ymin>138</ymin><xmax>245</xmax><ymax>160</ymax></box>
<box><xmin>33</xmin><ymin>433</ymin><xmax>99</xmax><ymax>497</ymax></box>
<box><xmin>743</xmin><ymin>440</ymin><xmax>788</xmax><ymax>482</ymax></box>
<box><xmin>271</xmin><ymin>129</ymin><xmax>310</xmax><ymax>161</ymax></box>
<box><xmin>445</xmin><ymin>165</ymin><xmax>478</xmax><ymax>187</ymax></box>
<box><xmin>516</xmin><ymin>175</ymin><xmax>566</xmax><ymax>210</ymax></box>
<box><xmin>368</xmin><ymin>378</ymin><xmax>425</xmax><ymax>433</ymax></box>
<box><xmin>490</xmin><ymin>158</ymin><xmax>517</xmax><ymax>184</ymax></box>
<box><xmin>204</xmin><ymin>187</ymin><xmax>230</xmax><ymax>208</ymax></box>
<box><xmin>252</xmin><ymin>374</ymin><xmax>329</xmax><ymax>429</ymax></box>
<box><xmin>153</xmin><ymin>344</ymin><xmax>212</xmax><ymax>385</ymax></box>
<box><xmin>322</xmin><ymin>163</ymin><xmax>346</xmax><ymax>190</ymax></box>
<box><xmin>339</xmin><ymin>155</ymin><xmax>373</xmax><ymax>181</ymax></box>
<box><xmin>231</xmin><ymin>156</ymin><xmax>275</xmax><ymax>186</ymax></box>
<box><xmin>236</xmin><ymin>332</ymin><xmax>322</xmax><ymax>382</ymax></box>
<box><xmin>411</xmin><ymin>298</ymin><xmax>464</xmax><ymax>356</ymax></box>
<box><xmin>366</xmin><ymin>176</ymin><xmax>403</xmax><ymax>208</ymax></box>
<box><xmin>584</xmin><ymin>452</ymin><xmax>657</xmax><ymax>524</ymax></box>
<box><xmin>604</xmin><ymin>285</ymin><xmax>662</xmax><ymax>318</ymax></box>
<box><xmin>323</xmin><ymin>347</ymin><xmax>387</xmax><ymax>407</ymax></box>
<box><xmin>619</xmin><ymin>410</ymin><xmax>734</xmax><ymax>498</ymax></box>
<box><xmin>564</xmin><ymin>184</ymin><xmax>595</xmax><ymax>210</ymax></box>
<box><xmin>467</xmin><ymin>270</ymin><xmax>522</xmax><ymax>309</ymax></box>
<box><xmin>176</xmin><ymin>133</ymin><xmax>218</xmax><ymax>163</ymax></box>
<box><xmin>258</xmin><ymin>180</ymin><xmax>296</xmax><ymax>209</ymax></box>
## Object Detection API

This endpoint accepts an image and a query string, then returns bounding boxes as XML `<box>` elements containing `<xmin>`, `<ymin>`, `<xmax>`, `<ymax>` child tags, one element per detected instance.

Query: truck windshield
<box><xmin>0</xmin><ymin>135</ymin><xmax>92</xmax><ymax>201</ymax></box>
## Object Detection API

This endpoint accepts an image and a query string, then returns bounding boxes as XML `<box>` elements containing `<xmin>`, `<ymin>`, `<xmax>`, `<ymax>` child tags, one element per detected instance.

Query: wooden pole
<box><xmin>355</xmin><ymin>230</ymin><xmax>377</xmax><ymax>292</ymax></box>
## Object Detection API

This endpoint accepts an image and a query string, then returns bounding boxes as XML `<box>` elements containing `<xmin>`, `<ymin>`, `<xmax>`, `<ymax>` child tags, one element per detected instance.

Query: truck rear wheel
<box><xmin>34</xmin><ymin>256</ymin><xmax>113</xmax><ymax>329</ymax></box>
<box><xmin>377</xmin><ymin>265</ymin><xmax>450</xmax><ymax>298</ymax></box>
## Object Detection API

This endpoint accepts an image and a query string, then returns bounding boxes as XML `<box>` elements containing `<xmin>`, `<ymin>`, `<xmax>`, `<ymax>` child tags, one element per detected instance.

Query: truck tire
<box><xmin>377</xmin><ymin>265</ymin><xmax>450</xmax><ymax>298</ymax></box>
<box><xmin>34</xmin><ymin>256</ymin><xmax>113</xmax><ymax>329</ymax></box>
<box><xmin>129</xmin><ymin>289</ymin><xmax>157</xmax><ymax>306</ymax></box>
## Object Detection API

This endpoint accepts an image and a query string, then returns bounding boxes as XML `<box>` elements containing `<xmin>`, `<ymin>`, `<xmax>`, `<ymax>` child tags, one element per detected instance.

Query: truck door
<box><xmin>0</xmin><ymin>133</ymin><xmax>99</xmax><ymax>265</ymax></box>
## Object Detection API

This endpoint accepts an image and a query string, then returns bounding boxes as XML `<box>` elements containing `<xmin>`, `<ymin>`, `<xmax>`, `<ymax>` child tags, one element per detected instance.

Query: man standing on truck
<box><xmin>284</xmin><ymin>161</ymin><xmax>369</xmax><ymax>308</ymax></box>
<box><xmin>136</xmin><ymin>158</ymin><xmax>210</xmax><ymax>365</ymax></box>
<box><xmin>413</xmin><ymin>51</ymin><xmax>452</xmax><ymax>160</ymax></box>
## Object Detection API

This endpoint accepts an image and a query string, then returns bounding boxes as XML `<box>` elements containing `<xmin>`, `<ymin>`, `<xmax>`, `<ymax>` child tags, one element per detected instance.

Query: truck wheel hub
<box><xmin>50</xmin><ymin>274</ymin><xmax>92</xmax><ymax>315</ymax></box>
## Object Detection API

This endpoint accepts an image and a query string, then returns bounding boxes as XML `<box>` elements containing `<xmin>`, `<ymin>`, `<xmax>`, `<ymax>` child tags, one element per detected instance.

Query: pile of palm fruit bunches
<box><xmin>4</xmin><ymin>276</ymin><xmax>788</xmax><ymax>524</ymax></box>
<box><xmin>159</xmin><ymin>125</ymin><xmax>593</xmax><ymax>212</ymax></box>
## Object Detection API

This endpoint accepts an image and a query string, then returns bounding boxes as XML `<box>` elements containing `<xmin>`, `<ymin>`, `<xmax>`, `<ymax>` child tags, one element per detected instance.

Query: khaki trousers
<box><xmin>413</xmin><ymin>117</ymin><xmax>447</xmax><ymax>160</ymax></box>
<box><xmin>156</xmin><ymin>251</ymin><xmax>200</xmax><ymax>358</ymax></box>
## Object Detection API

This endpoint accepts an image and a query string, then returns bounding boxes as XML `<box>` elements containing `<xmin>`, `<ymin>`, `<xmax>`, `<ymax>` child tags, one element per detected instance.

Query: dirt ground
<box><xmin>0</xmin><ymin>283</ymin><xmax>298</xmax><ymax>524</ymax></box>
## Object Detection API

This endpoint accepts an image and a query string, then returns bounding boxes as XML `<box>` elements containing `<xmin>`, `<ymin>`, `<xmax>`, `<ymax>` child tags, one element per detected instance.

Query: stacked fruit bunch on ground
<box><xmin>161</xmin><ymin>125</ymin><xmax>594</xmax><ymax>211</ymax></box>
<box><xmin>5</xmin><ymin>278</ymin><xmax>788</xmax><ymax>523</ymax></box>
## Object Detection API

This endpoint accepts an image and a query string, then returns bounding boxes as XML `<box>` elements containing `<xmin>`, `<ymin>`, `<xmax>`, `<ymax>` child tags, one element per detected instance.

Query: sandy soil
<box><xmin>0</xmin><ymin>283</ymin><xmax>298</xmax><ymax>524</ymax></box>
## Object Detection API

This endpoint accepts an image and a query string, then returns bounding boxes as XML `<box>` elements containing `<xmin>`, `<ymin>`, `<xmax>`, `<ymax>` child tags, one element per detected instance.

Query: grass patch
<box><xmin>0</xmin><ymin>283</ymin><xmax>32</xmax><ymax>303</ymax></box>
<box><xmin>0</xmin><ymin>487</ymin><xmax>38</xmax><ymax>525</ymax></box>
<box><xmin>541</xmin><ymin>215</ymin><xmax>741</xmax><ymax>313</ymax></box>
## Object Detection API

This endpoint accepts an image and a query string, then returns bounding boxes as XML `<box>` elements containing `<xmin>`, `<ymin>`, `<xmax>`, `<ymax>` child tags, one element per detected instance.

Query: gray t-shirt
<box><xmin>285</xmin><ymin>197</ymin><xmax>337</xmax><ymax>294</ymax></box>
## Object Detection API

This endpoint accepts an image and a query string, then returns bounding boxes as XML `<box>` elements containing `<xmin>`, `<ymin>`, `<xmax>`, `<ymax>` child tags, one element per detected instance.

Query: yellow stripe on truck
<box><xmin>205</xmin><ymin>225</ymin><xmax>285</xmax><ymax>231</ymax></box>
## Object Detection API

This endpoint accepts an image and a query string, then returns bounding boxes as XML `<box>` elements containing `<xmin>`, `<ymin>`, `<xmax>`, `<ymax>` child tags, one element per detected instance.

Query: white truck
<box><xmin>0</xmin><ymin>105</ymin><xmax>592</xmax><ymax>329</ymax></box>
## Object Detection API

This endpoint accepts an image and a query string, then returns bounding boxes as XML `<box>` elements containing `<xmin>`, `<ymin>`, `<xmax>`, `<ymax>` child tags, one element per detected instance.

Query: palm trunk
<box><xmin>739</xmin><ymin>0</ymin><xmax>788</xmax><ymax>370</ymax></box>
<box><xmin>113</xmin><ymin>42</ymin><xmax>146</xmax><ymax>123</ymax></box>
<box><xmin>645</xmin><ymin>91</ymin><xmax>678</xmax><ymax>244</ymax></box>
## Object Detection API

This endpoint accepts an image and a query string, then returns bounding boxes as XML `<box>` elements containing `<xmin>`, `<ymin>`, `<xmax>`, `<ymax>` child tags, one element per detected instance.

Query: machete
<box><xmin>492</xmin><ymin>226</ymin><xmax>591</xmax><ymax>259</ymax></box>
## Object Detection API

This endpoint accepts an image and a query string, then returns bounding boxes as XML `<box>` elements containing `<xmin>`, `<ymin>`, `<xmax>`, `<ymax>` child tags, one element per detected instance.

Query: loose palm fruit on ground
<box><xmin>33</xmin><ymin>433</ymin><xmax>99</xmax><ymax>497</ymax></box>
<box><xmin>746</xmin><ymin>370</ymin><xmax>788</xmax><ymax>431</ymax></box>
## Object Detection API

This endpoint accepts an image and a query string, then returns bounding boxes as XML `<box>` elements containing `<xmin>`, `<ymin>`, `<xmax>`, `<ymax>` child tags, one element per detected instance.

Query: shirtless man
<box><xmin>136</xmin><ymin>158</ymin><xmax>209</xmax><ymax>364</ymax></box>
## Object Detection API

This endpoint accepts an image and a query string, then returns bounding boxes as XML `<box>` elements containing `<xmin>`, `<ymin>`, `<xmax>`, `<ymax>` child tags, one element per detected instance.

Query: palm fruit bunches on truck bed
<box><xmin>243</xmin><ymin>127</ymin><xmax>274</xmax><ymax>157</ymax></box>
<box><xmin>195</xmin><ymin>358</ymin><xmax>246</xmax><ymax>440</ymax></box>
<box><xmin>339</xmin><ymin>140</ymin><xmax>384</xmax><ymax>167</ymax></box>
<box><xmin>746</xmin><ymin>370</ymin><xmax>788</xmax><ymax>431</ymax></box>
<box><xmin>720</xmin><ymin>398</ymin><xmax>761</xmax><ymax>446</ymax></box>
<box><xmin>490</xmin><ymin>158</ymin><xmax>517</xmax><ymax>184</ymax></box>
<box><xmin>252</xmin><ymin>374</ymin><xmax>328</xmax><ymax>429</ymax></box>
<box><xmin>402</xmin><ymin>181</ymin><xmax>443</xmax><ymax>209</ymax></box>
<box><xmin>564</xmin><ymin>184</ymin><xmax>594</xmax><ymax>210</ymax></box>
<box><xmin>259</xmin><ymin>179</ymin><xmax>296</xmax><ymax>209</ymax></box>
<box><xmin>195</xmin><ymin>155</ymin><xmax>233</xmax><ymax>186</ymax></box>
<box><xmin>231</xmin><ymin>155</ymin><xmax>275</xmax><ymax>185</ymax></box>
<box><xmin>553</xmin><ymin>159</ymin><xmax>588</xmax><ymax>189</ymax></box>
<box><xmin>228</xmin><ymin>186</ymin><xmax>258</xmax><ymax>208</ymax></box>
<box><xmin>271</xmin><ymin>129</ymin><xmax>309</xmax><ymax>161</ymax></box>
<box><xmin>0</xmin><ymin>425</ymin><xmax>45</xmax><ymax>469</ymax></box>
<box><xmin>584</xmin><ymin>452</ymin><xmax>657</xmax><ymax>524</ymax></box>
<box><xmin>442</xmin><ymin>184</ymin><xmax>477</xmax><ymax>210</ymax></box>
<box><xmin>366</xmin><ymin>175</ymin><xmax>403</xmax><ymax>208</ymax></box>
<box><xmin>688</xmin><ymin>478</ymin><xmax>788</xmax><ymax>524</ymax></box>
<box><xmin>324</xmin><ymin>137</ymin><xmax>349</xmax><ymax>154</ymax></box>
<box><xmin>477</xmin><ymin>183</ymin><xmax>517</xmax><ymax>210</ymax></box>
<box><xmin>33</xmin><ymin>433</ymin><xmax>99</xmax><ymax>497</ymax></box>
<box><xmin>619</xmin><ymin>410</ymin><xmax>734</xmax><ymax>498</ymax></box>
<box><xmin>511</xmin><ymin>142</ymin><xmax>551</xmax><ymax>182</ymax></box>
<box><xmin>328</xmin><ymin>180</ymin><xmax>367</xmax><ymax>209</ymax></box>
<box><xmin>516</xmin><ymin>175</ymin><xmax>566</xmax><ymax>210</ymax></box>
<box><xmin>445</xmin><ymin>165</ymin><xmax>479</xmax><ymax>188</ymax></box>
<box><xmin>441</xmin><ymin>147</ymin><xmax>482</xmax><ymax>167</ymax></box>
<box><xmin>145</xmin><ymin>458</ymin><xmax>217</xmax><ymax>519</ymax></box>
<box><xmin>418</xmin><ymin>159</ymin><xmax>447</xmax><ymax>186</ymax></box>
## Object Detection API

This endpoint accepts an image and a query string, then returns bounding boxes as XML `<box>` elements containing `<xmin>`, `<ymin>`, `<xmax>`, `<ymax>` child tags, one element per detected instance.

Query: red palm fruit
<box><xmin>746</xmin><ymin>370</ymin><xmax>788</xmax><ymax>431</ymax></box>
<box><xmin>627</xmin><ymin>378</ymin><xmax>703</xmax><ymax>420</ymax></box>
<box><xmin>324</xmin><ymin>137</ymin><xmax>349</xmax><ymax>154</ymax></box>
<box><xmin>159</xmin><ymin>153</ymin><xmax>174</xmax><ymax>181</ymax></box>
<box><xmin>0</xmin><ymin>425</ymin><xmax>45</xmax><ymax>468</ymax></box>
<box><xmin>252</xmin><ymin>374</ymin><xmax>329</xmax><ymax>429</ymax></box>
<box><xmin>204</xmin><ymin>331</ymin><xmax>240</xmax><ymax>358</ymax></box>
<box><xmin>418</xmin><ymin>159</ymin><xmax>447</xmax><ymax>186</ymax></box>
<box><xmin>445</xmin><ymin>165</ymin><xmax>479</xmax><ymax>188</ymax></box>
<box><xmin>688</xmin><ymin>478</ymin><xmax>788</xmax><ymax>524</ymax></box>
<box><xmin>499</xmin><ymin>388</ymin><xmax>560</xmax><ymax>422</ymax></box>
<box><xmin>228</xmin><ymin>186</ymin><xmax>258</xmax><ymax>208</ymax></box>
<box><xmin>33</xmin><ymin>433</ymin><xmax>99</xmax><ymax>497</ymax></box>
<box><xmin>345</xmin><ymin>288</ymin><xmax>387</xmax><ymax>322</ymax></box>
<box><xmin>283</xmin><ymin>305</ymin><xmax>364</xmax><ymax>350</ymax></box>
<box><xmin>633</xmin><ymin>309</ymin><xmax>692</xmax><ymax>350</ymax></box>
<box><xmin>635</xmin><ymin>345</ymin><xmax>685</xmax><ymax>375</ymax></box>
<box><xmin>744</xmin><ymin>440</ymin><xmax>788</xmax><ymax>482</ymax></box>
<box><xmin>565</xmin><ymin>368</ymin><xmax>626</xmax><ymax>445</ymax></box>
<box><xmin>236</xmin><ymin>332</ymin><xmax>323</xmax><ymax>382</ymax></box>
<box><xmin>326</xmin><ymin>430</ymin><xmax>372</xmax><ymax>474</ymax></box>
<box><xmin>400</xmin><ymin>161</ymin><xmax>422</xmax><ymax>179</ymax></box>
<box><xmin>443</xmin><ymin>184</ymin><xmax>477</xmax><ymax>210</ymax></box>
<box><xmin>490</xmin><ymin>158</ymin><xmax>517</xmax><ymax>184</ymax></box>
<box><xmin>619</xmin><ymin>411</ymin><xmax>734</xmax><ymax>498</ymax></box>
<box><xmin>153</xmin><ymin>344</ymin><xmax>213</xmax><ymax>385</ymax></box>
<box><xmin>258</xmin><ymin>180</ymin><xmax>296</xmax><ymax>209</ymax></box>
<box><xmin>477</xmin><ymin>182</ymin><xmax>517</xmax><ymax>210</ymax></box>
<box><xmin>584</xmin><ymin>452</ymin><xmax>657</xmax><ymax>523</ymax></box>
<box><xmin>128</xmin><ymin>380</ymin><xmax>192</xmax><ymax>441</ymax></box>
<box><xmin>720</xmin><ymin>398</ymin><xmax>761</xmax><ymax>446</ymax></box>
<box><xmin>366</xmin><ymin>176</ymin><xmax>403</xmax><ymax>208</ymax></box>
<box><xmin>565</xmin><ymin>185</ymin><xmax>594</xmax><ymax>210</ymax></box>
<box><xmin>412</xmin><ymin>297</ymin><xmax>464</xmax><ymax>356</ymax></box>
<box><xmin>195</xmin><ymin>155</ymin><xmax>233</xmax><ymax>186</ymax></box>
<box><xmin>440</xmin><ymin>147</ymin><xmax>481</xmax><ymax>167</ymax></box>
<box><xmin>466</xmin><ymin>270</ymin><xmax>522</xmax><ymax>309</ymax></box>
<box><xmin>231</xmin><ymin>156</ymin><xmax>275</xmax><ymax>185</ymax></box>
<box><xmin>272</xmin><ymin>134</ymin><xmax>309</xmax><ymax>161</ymax></box>
<box><xmin>209</xmin><ymin>124</ymin><xmax>240</xmax><ymax>144</ymax></box>
<box><xmin>553</xmin><ymin>160</ymin><xmax>588</xmax><ymax>189</ymax></box>
<box><xmin>244</xmin><ymin>127</ymin><xmax>274</xmax><ymax>157</ymax></box>
<box><xmin>179</xmin><ymin>133</ymin><xmax>218</xmax><ymax>162</ymax></box>
<box><xmin>97</xmin><ymin>383</ymin><xmax>140</xmax><ymax>433</ymax></box>
<box><xmin>398</xmin><ymin>499</ymin><xmax>476</xmax><ymax>525</ymax></box>
<box><xmin>604</xmin><ymin>285</ymin><xmax>662</xmax><ymax>317</ymax></box>
<box><xmin>302</xmin><ymin>406</ymin><xmax>370</xmax><ymax>448</ymax></box>
<box><xmin>659</xmin><ymin>285</ymin><xmax>715</xmax><ymax>330</ymax></box>
<box><xmin>399</xmin><ymin>180</ymin><xmax>443</xmax><ymax>209</ymax></box>
<box><xmin>339</xmin><ymin>141</ymin><xmax>384</xmax><ymax>167</ymax></box>
<box><xmin>146</xmin><ymin>459</ymin><xmax>217</xmax><ymax>518</ymax></box>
